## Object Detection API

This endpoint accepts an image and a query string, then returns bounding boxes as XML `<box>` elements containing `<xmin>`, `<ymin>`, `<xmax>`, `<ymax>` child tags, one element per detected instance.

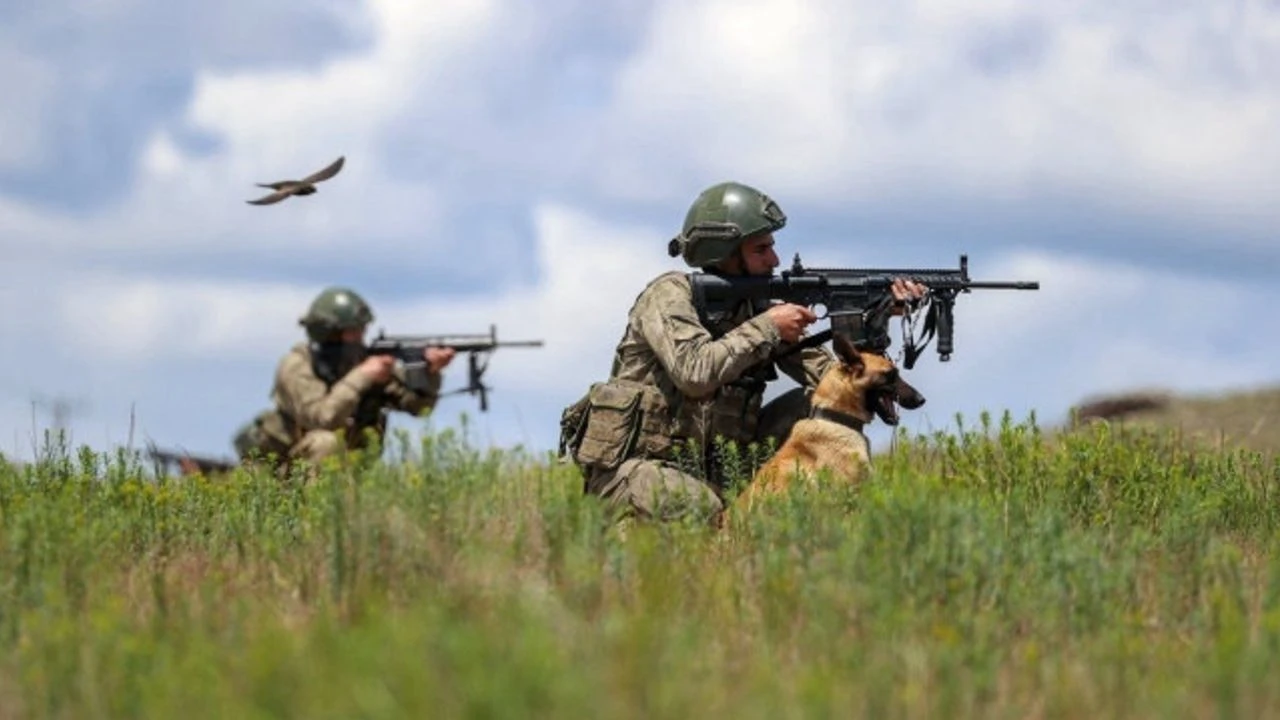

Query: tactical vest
<box><xmin>232</xmin><ymin>409</ymin><xmax>293</xmax><ymax>463</ymax></box>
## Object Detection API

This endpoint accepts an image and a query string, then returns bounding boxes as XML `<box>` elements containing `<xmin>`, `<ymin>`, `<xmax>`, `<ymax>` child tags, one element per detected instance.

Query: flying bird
<box><xmin>246</xmin><ymin>156</ymin><xmax>345</xmax><ymax>205</ymax></box>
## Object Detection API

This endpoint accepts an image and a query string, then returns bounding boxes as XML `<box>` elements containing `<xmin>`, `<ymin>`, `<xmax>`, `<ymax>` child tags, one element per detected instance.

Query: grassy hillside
<box><xmin>0</xmin><ymin>416</ymin><xmax>1278</xmax><ymax>718</ymax></box>
<box><xmin>1065</xmin><ymin>384</ymin><xmax>1280</xmax><ymax>455</ymax></box>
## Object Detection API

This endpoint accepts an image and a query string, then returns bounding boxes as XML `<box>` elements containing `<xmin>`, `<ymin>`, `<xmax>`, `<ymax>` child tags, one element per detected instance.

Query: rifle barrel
<box><xmin>372</xmin><ymin>336</ymin><xmax>544</xmax><ymax>347</ymax></box>
<box><xmin>964</xmin><ymin>281</ymin><xmax>1040</xmax><ymax>290</ymax></box>
<box><xmin>426</xmin><ymin>340</ymin><xmax>545</xmax><ymax>351</ymax></box>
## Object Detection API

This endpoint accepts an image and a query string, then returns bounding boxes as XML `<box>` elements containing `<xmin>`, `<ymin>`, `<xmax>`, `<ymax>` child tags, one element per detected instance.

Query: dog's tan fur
<box><xmin>734</xmin><ymin>336</ymin><xmax>924</xmax><ymax>513</ymax></box>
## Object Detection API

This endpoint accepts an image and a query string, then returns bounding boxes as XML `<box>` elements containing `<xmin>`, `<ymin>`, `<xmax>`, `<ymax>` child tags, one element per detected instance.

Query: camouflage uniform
<box><xmin>233</xmin><ymin>287</ymin><xmax>441</xmax><ymax>471</ymax></box>
<box><xmin>560</xmin><ymin>182</ymin><xmax>834</xmax><ymax>522</ymax></box>
<box><xmin>267</xmin><ymin>341</ymin><xmax>440</xmax><ymax>462</ymax></box>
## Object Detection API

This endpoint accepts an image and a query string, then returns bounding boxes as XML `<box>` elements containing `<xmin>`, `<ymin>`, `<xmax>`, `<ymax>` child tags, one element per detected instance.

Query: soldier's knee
<box><xmin>622</xmin><ymin>460</ymin><xmax>723</xmax><ymax>522</ymax></box>
<box><xmin>295</xmin><ymin>430</ymin><xmax>343</xmax><ymax>462</ymax></box>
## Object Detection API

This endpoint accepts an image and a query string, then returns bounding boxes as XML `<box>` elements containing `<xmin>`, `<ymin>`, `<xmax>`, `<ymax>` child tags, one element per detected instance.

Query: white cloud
<box><xmin>0</xmin><ymin>46</ymin><xmax>56</xmax><ymax>170</ymax></box>
<box><xmin>0</xmin><ymin>0</ymin><xmax>501</xmax><ymax>259</ymax></box>
<box><xmin>379</xmin><ymin>203</ymin><xmax>675</xmax><ymax>395</ymax></box>
<box><xmin>57</xmin><ymin>274</ymin><xmax>316</xmax><ymax>360</ymax></box>
<box><xmin>7</xmin><ymin>0</ymin><xmax>1279</xmax><ymax>265</ymax></box>
<box><xmin>184</xmin><ymin>0</ymin><xmax>499</xmax><ymax>164</ymax></box>
<box><xmin>590</xmin><ymin>0</ymin><xmax>1280</xmax><ymax>243</ymax></box>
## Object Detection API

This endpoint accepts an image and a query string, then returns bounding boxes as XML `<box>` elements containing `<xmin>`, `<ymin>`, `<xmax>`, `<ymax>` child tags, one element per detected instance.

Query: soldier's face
<box><xmin>340</xmin><ymin>327</ymin><xmax>366</xmax><ymax>343</ymax></box>
<box><xmin>738</xmin><ymin>234</ymin><xmax>780</xmax><ymax>276</ymax></box>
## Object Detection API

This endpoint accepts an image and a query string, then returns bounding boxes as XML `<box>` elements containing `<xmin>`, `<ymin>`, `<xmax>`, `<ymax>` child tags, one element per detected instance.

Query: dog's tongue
<box><xmin>876</xmin><ymin>392</ymin><xmax>900</xmax><ymax>426</ymax></box>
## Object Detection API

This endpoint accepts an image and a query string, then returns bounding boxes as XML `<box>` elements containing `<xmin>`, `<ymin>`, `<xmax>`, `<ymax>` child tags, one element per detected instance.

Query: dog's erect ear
<box><xmin>833</xmin><ymin>333</ymin><xmax>864</xmax><ymax>371</ymax></box>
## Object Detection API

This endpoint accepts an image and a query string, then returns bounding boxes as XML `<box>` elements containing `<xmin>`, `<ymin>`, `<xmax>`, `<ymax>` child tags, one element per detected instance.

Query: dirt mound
<box><xmin>1070</xmin><ymin>391</ymin><xmax>1172</xmax><ymax>425</ymax></box>
<box><xmin>1063</xmin><ymin>385</ymin><xmax>1280</xmax><ymax>455</ymax></box>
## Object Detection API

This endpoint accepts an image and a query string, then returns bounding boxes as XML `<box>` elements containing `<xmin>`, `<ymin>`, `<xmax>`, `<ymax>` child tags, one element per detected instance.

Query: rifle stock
<box><xmin>146</xmin><ymin>443</ymin><xmax>238</xmax><ymax>477</ymax></box>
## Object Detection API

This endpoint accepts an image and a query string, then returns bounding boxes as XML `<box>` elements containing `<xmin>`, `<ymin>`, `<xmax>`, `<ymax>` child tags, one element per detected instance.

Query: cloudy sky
<box><xmin>2</xmin><ymin>0</ymin><xmax>1277</xmax><ymax>464</ymax></box>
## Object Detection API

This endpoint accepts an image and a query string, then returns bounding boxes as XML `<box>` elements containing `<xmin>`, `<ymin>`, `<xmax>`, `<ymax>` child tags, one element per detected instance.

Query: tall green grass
<box><xmin>1</xmin><ymin>413</ymin><xmax>1278</xmax><ymax>719</ymax></box>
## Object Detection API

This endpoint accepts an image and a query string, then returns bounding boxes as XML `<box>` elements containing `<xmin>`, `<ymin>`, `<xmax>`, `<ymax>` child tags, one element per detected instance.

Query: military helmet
<box><xmin>299</xmin><ymin>286</ymin><xmax>374</xmax><ymax>341</ymax></box>
<box><xmin>667</xmin><ymin>181</ymin><xmax>787</xmax><ymax>268</ymax></box>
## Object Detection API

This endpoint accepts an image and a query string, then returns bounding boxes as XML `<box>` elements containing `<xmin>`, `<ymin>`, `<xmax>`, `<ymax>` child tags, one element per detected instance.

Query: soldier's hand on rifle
<box><xmin>359</xmin><ymin>355</ymin><xmax>397</xmax><ymax>384</ymax></box>
<box><xmin>891</xmin><ymin>278</ymin><xmax>928</xmax><ymax>315</ymax></box>
<box><xmin>766</xmin><ymin>303</ymin><xmax>818</xmax><ymax>343</ymax></box>
<box><xmin>424</xmin><ymin>347</ymin><xmax>456</xmax><ymax>373</ymax></box>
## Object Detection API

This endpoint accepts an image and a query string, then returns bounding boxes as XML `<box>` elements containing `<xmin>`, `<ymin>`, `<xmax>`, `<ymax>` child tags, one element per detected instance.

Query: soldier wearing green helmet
<box><xmin>232</xmin><ymin>286</ymin><xmax>456</xmax><ymax>473</ymax></box>
<box><xmin>560</xmin><ymin>181</ymin><xmax>924</xmax><ymax>525</ymax></box>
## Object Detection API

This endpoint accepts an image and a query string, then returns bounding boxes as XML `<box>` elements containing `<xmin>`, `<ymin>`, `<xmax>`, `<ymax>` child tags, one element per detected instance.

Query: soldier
<box><xmin>560</xmin><ymin>181</ymin><xmax>924</xmax><ymax>524</ymax></box>
<box><xmin>233</xmin><ymin>287</ymin><xmax>456</xmax><ymax>472</ymax></box>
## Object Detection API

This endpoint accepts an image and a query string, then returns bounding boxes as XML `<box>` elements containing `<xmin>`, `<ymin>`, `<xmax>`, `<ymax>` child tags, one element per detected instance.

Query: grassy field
<box><xmin>1</xmin><ymin>404</ymin><xmax>1279</xmax><ymax>719</ymax></box>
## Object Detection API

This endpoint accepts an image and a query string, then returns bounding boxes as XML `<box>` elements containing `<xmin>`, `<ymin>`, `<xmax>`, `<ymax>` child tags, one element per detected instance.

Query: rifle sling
<box><xmin>773</xmin><ymin>329</ymin><xmax>833</xmax><ymax>360</ymax></box>
<box><xmin>903</xmin><ymin>299</ymin><xmax>939</xmax><ymax>370</ymax></box>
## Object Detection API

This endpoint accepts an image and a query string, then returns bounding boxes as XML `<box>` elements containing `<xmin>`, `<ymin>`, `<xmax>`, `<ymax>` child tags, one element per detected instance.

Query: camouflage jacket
<box><xmin>608</xmin><ymin>270</ymin><xmax>833</xmax><ymax>453</ymax></box>
<box><xmin>269</xmin><ymin>341</ymin><xmax>441</xmax><ymax>446</ymax></box>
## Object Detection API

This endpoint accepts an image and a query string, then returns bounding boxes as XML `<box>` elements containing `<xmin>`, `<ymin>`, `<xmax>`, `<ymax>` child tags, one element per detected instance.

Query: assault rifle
<box><xmin>690</xmin><ymin>254</ymin><xmax>1039</xmax><ymax>369</ymax></box>
<box><xmin>146</xmin><ymin>442</ymin><xmax>238</xmax><ymax>477</ymax></box>
<box><xmin>366</xmin><ymin>324</ymin><xmax>544</xmax><ymax>411</ymax></box>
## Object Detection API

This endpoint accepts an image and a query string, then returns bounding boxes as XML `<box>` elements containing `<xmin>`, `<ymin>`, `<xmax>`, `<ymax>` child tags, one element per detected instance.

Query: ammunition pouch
<box><xmin>708</xmin><ymin>383</ymin><xmax>766</xmax><ymax>446</ymax></box>
<box><xmin>560</xmin><ymin>380</ymin><xmax>675</xmax><ymax>473</ymax></box>
<box><xmin>558</xmin><ymin>393</ymin><xmax>591</xmax><ymax>461</ymax></box>
<box><xmin>233</xmin><ymin>408</ymin><xmax>294</xmax><ymax>463</ymax></box>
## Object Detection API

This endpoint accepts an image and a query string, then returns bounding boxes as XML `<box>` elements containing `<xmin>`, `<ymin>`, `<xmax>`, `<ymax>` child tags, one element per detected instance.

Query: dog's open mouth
<box><xmin>872</xmin><ymin>388</ymin><xmax>900</xmax><ymax>426</ymax></box>
<box><xmin>871</xmin><ymin>376</ymin><xmax>927</xmax><ymax>426</ymax></box>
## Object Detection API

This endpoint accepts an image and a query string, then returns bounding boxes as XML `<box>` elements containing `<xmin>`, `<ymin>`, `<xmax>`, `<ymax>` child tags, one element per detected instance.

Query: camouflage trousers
<box><xmin>244</xmin><ymin>429</ymin><xmax>377</xmax><ymax>481</ymax></box>
<box><xmin>584</xmin><ymin>387</ymin><xmax>812</xmax><ymax>524</ymax></box>
<box><xmin>291</xmin><ymin>430</ymin><xmax>346</xmax><ymax>463</ymax></box>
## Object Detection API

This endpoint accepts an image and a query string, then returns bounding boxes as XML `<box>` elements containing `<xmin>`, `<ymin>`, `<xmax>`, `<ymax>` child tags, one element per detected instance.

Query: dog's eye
<box><xmin>886</xmin><ymin>369</ymin><xmax>898</xmax><ymax>383</ymax></box>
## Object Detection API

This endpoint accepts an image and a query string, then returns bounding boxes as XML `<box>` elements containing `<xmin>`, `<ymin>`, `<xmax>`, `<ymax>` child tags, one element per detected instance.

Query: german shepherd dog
<box><xmin>733</xmin><ymin>334</ymin><xmax>926</xmax><ymax>512</ymax></box>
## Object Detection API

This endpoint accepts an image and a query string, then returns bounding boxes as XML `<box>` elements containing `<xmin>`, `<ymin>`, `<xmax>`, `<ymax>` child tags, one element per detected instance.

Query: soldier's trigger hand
<box><xmin>891</xmin><ymin>278</ymin><xmax>928</xmax><ymax>303</ymax></box>
<box><xmin>359</xmin><ymin>355</ymin><xmax>397</xmax><ymax>384</ymax></box>
<box><xmin>765</xmin><ymin>303</ymin><xmax>817</xmax><ymax>344</ymax></box>
<box><xmin>424</xmin><ymin>347</ymin><xmax>456</xmax><ymax>373</ymax></box>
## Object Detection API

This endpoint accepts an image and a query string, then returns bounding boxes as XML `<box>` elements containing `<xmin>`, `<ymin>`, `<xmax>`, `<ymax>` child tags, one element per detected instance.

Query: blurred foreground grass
<box><xmin>1</xmin><ymin>412</ymin><xmax>1279</xmax><ymax>719</ymax></box>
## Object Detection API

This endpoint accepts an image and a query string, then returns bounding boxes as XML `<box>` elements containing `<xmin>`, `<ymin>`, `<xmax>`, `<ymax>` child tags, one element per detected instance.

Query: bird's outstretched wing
<box><xmin>246</xmin><ymin>189</ymin><xmax>294</xmax><ymax>205</ymax></box>
<box><xmin>302</xmin><ymin>156</ymin><xmax>345</xmax><ymax>184</ymax></box>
